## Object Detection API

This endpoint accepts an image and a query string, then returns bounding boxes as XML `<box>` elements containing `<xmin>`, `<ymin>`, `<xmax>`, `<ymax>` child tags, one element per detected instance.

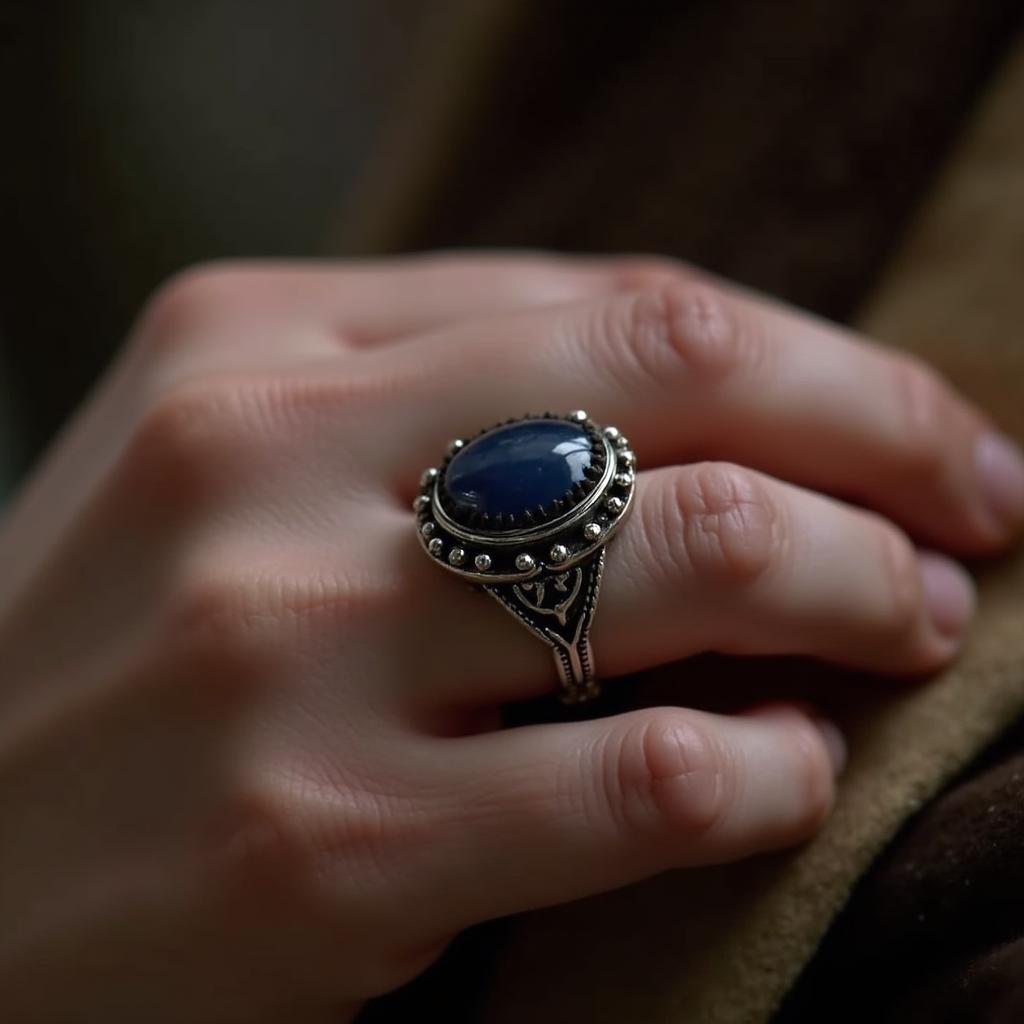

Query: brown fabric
<box><xmin>776</xmin><ymin>721</ymin><xmax>1024</xmax><ymax>1022</ymax></box>
<box><xmin>352</xmin><ymin>7</ymin><xmax>1024</xmax><ymax>1023</ymax></box>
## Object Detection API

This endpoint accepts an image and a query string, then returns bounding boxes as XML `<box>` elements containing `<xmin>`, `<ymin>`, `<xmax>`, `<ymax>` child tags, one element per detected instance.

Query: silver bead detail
<box><xmin>605</xmin><ymin>496</ymin><xmax>624</xmax><ymax>514</ymax></box>
<box><xmin>619</xmin><ymin>450</ymin><xmax>636</xmax><ymax>468</ymax></box>
<box><xmin>603</xmin><ymin>425</ymin><xmax>620</xmax><ymax>441</ymax></box>
<box><xmin>421</xmin><ymin>521</ymin><xmax>436</xmax><ymax>538</ymax></box>
<box><xmin>420</xmin><ymin>467</ymin><xmax>439</xmax><ymax>486</ymax></box>
<box><xmin>583</xmin><ymin>522</ymin><xmax>602</xmax><ymax>541</ymax></box>
<box><xmin>474</xmin><ymin>553</ymin><xmax>492</xmax><ymax>571</ymax></box>
<box><xmin>568</xmin><ymin>409</ymin><xmax>588</xmax><ymax>423</ymax></box>
<box><xmin>428</xmin><ymin>537</ymin><xmax>444</xmax><ymax>556</ymax></box>
<box><xmin>515</xmin><ymin>553</ymin><xmax>536</xmax><ymax>572</ymax></box>
<box><xmin>448</xmin><ymin>438</ymin><xmax>465</xmax><ymax>455</ymax></box>
<box><xmin>413</xmin><ymin>494</ymin><xmax>431</xmax><ymax>512</ymax></box>
<box><xmin>614</xmin><ymin>434</ymin><xmax>630</xmax><ymax>450</ymax></box>
<box><xmin>448</xmin><ymin>547</ymin><xmax>466</xmax><ymax>566</ymax></box>
<box><xmin>614</xmin><ymin>472</ymin><xmax>634</xmax><ymax>488</ymax></box>
<box><xmin>549</xmin><ymin>543</ymin><xmax>569</xmax><ymax>564</ymax></box>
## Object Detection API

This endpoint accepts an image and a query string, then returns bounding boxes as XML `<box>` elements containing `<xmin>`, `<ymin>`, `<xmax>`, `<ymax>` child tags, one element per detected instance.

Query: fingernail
<box><xmin>747</xmin><ymin>702</ymin><xmax>848</xmax><ymax>777</ymax></box>
<box><xmin>918</xmin><ymin>551</ymin><xmax>976</xmax><ymax>639</ymax></box>
<box><xmin>975</xmin><ymin>431</ymin><xmax>1024</xmax><ymax>529</ymax></box>
<box><xmin>815</xmin><ymin>718</ymin><xmax>847</xmax><ymax>777</ymax></box>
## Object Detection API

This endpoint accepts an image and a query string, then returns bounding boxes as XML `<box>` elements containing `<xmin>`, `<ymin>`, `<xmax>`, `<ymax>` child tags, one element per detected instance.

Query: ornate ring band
<box><xmin>414</xmin><ymin>410</ymin><xmax>636</xmax><ymax>704</ymax></box>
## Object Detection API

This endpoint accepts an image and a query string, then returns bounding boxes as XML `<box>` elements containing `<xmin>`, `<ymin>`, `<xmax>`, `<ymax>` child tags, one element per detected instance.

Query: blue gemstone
<box><xmin>443</xmin><ymin>419</ymin><xmax>593</xmax><ymax>520</ymax></box>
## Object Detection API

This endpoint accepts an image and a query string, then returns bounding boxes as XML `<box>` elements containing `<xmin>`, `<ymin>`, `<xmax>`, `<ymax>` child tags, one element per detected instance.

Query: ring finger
<box><xmin>394</xmin><ymin>461</ymin><xmax>975</xmax><ymax>707</ymax></box>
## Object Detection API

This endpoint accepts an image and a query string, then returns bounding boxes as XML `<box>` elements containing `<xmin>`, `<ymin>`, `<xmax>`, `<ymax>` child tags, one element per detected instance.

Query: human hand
<box><xmin>1</xmin><ymin>254</ymin><xmax>1021</xmax><ymax>1021</ymax></box>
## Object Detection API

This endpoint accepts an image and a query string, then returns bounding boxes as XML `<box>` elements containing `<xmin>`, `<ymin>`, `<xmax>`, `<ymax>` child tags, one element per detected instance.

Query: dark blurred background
<box><xmin>2</xmin><ymin>0</ymin><xmax>1023</xmax><ymax>502</ymax></box>
<box><xmin>0</xmin><ymin>0</ymin><xmax>430</xmax><ymax>494</ymax></box>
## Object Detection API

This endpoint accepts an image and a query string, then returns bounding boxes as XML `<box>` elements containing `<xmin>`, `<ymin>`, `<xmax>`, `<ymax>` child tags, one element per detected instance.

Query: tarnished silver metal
<box><xmin>549</xmin><ymin>543</ymin><xmax>569</xmax><ymax>564</ymax></box>
<box><xmin>415</xmin><ymin>410</ymin><xmax>636</xmax><ymax>704</ymax></box>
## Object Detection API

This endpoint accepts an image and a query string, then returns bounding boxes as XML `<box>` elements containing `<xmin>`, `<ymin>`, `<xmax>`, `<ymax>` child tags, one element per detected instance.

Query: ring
<box><xmin>415</xmin><ymin>410</ymin><xmax>636</xmax><ymax>704</ymax></box>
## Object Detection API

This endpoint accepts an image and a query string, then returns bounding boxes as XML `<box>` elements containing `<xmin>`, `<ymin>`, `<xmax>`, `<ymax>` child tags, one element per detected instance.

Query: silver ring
<box><xmin>414</xmin><ymin>410</ymin><xmax>636</xmax><ymax>704</ymax></box>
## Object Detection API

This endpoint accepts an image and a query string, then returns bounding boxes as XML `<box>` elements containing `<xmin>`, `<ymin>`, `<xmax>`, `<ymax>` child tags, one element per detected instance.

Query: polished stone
<box><xmin>443</xmin><ymin>419</ymin><xmax>592</xmax><ymax>519</ymax></box>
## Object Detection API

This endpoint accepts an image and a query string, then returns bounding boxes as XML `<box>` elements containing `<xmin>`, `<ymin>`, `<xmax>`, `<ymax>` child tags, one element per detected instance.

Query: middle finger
<box><xmin>370</xmin><ymin>279</ymin><xmax>1017</xmax><ymax>555</ymax></box>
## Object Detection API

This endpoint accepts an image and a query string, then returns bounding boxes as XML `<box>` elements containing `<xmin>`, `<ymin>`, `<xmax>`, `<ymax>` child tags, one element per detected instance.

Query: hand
<box><xmin>1</xmin><ymin>254</ymin><xmax>1021</xmax><ymax>1022</ymax></box>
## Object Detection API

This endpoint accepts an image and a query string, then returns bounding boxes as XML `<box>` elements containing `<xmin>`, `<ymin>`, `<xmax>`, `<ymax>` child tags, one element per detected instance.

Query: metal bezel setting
<box><xmin>434</xmin><ymin>413</ymin><xmax>608</xmax><ymax>532</ymax></box>
<box><xmin>414</xmin><ymin>412</ymin><xmax>636</xmax><ymax>584</ymax></box>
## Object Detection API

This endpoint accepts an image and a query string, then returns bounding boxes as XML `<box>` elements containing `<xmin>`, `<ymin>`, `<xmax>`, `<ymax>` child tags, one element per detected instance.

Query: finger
<box><xmin>315</xmin><ymin>252</ymin><xmax>630</xmax><ymax>346</ymax></box>
<box><xmin>116</xmin><ymin>252</ymin><xmax>629</xmax><ymax>493</ymax></box>
<box><xmin>135</xmin><ymin>253</ymin><xmax>626</xmax><ymax>358</ymax></box>
<box><xmin>408</xmin><ymin>704</ymin><xmax>840</xmax><ymax>928</ymax></box>
<box><xmin>379</xmin><ymin>278</ymin><xmax>1024</xmax><ymax>554</ymax></box>
<box><xmin>399</xmin><ymin>463</ymin><xmax>975</xmax><ymax>707</ymax></box>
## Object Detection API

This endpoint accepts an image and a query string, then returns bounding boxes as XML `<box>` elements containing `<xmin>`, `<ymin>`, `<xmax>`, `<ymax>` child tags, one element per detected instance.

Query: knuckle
<box><xmin>160</xmin><ymin>622</ymin><xmax>280</xmax><ymax>716</ymax></box>
<box><xmin>658</xmin><ymin>281</ymin><xmax>748</xmax><ymax>376</ymax></box>
<box><xmin>136</xmin><ymin>261</ymin><xmax>262</xmax><ymax>350</ymax></box>
<box><xmin>167</xmin><ymin>564</ymin><xmax>276</xmax><ymax>662</ymax></box>
<box><xmin>149</xmin><ymin>558</ymin><xmax>400</xmax><ymax>732</ymax></box>
<box><xmin>891</xmin><ymin>354</ymin><xmax>955</xmax><ymax>483</ymax></box>
<box><xmin>645</xmin><ymin>463</ymin><xmax>782</xmax><ymax>587</ymax></box>
<box><xmin>201</xmin><ymin>780</ymin><xmax>327</xmax><ymax>910</ymax></box>
<box><xmin>126</xmin><ymin>382</ymin><xmax>237</xmax><ymax>475</ymax></box>
<box><xmin>246</xmin><ymin>370</ymin><xmax>395</xmax><ymax>425</ymax></box>
<box><xmin>259</xmin><ymin>564</ymin><xmax>407</xmax><ymax>635</ymax></box>
<box><xmin>199</xmin><ymin>774</ymin><xmax>428</xmax><ymax>1000</ymax></box>
<box><xmin>589</xmin><ymin>281</ymin><xmax>747</xmax><ymax>391</ymax></box>
<box><xmin>877</xmin><ymin>522</ymin><xmax>923</xmax><ymax>636</ymax></box>
<box><xmin>115</xmin><ymin>380</ymin><xmax>265</xmax><ymax>513</ymax></box>
<box><xmin>166</xmin><ymin>555</ymin><xmax>401</xmax><ymax>659</ymax></box>
<box><xmin>206</xmin><ymin>771</ymin><xmax>411</xmax><ymax>906</ymax></box>
<box><xmin>605</xmin><ymin>711</ymin><xmax>734</xmax><ymax>837</ymax></box>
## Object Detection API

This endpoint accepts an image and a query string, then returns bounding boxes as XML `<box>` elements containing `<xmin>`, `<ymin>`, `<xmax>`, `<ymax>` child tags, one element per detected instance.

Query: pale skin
<box><xmin>1</xmin><ymin>253</ymin><xmax>1023</xmax><ymax>1022</ymax></box>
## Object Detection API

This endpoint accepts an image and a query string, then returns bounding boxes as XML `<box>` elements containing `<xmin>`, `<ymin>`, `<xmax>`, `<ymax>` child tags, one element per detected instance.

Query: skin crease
<box><xmin>0</xmin><ymin>252</ymin><xmax>1020</xmax><ymax>1023</ymax></box>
